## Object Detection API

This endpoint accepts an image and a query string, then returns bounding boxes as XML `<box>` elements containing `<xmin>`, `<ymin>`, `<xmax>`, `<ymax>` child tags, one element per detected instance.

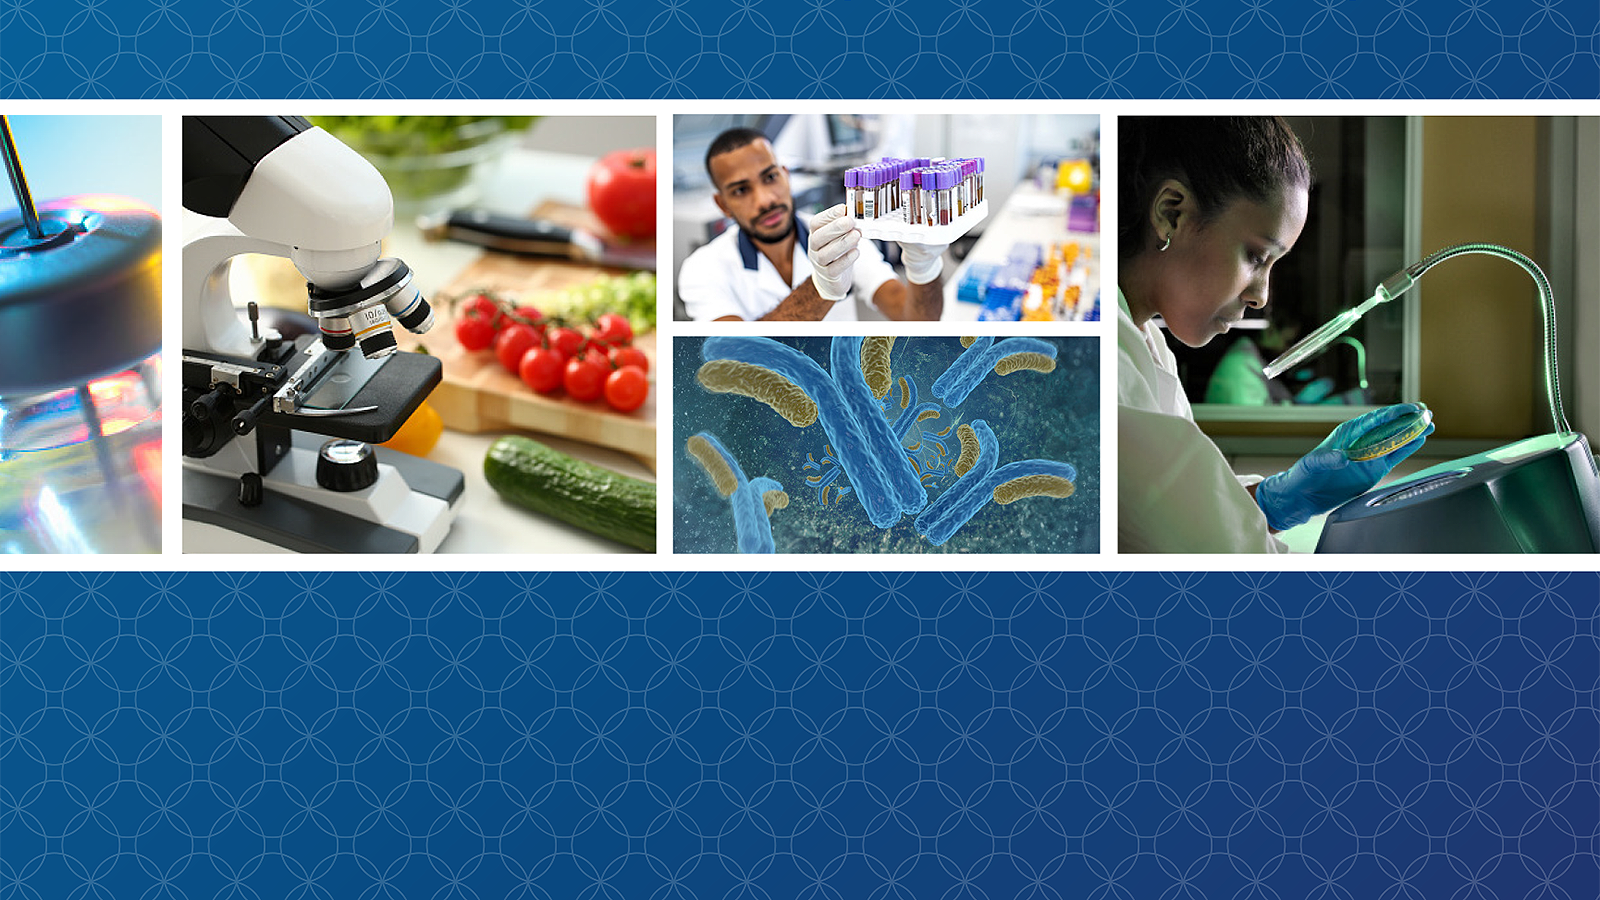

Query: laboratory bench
<box><xmin>942</xmin><ymin>181</ymin><xmax>1100</xmax><ymax>322</ymax></box>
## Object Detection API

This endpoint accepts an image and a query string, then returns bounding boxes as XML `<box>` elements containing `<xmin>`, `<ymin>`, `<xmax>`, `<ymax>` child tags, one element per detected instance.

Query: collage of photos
<box><xmin>8</xmin><ymin>111</ymin><xmax>1600</xmax><ymax>557</ymax></box>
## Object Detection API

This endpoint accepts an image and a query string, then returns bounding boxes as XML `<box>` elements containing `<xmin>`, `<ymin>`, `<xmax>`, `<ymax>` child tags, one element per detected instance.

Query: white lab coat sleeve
<box><xmin>1118</xmin><ymin>302</ymin><xmax>1289</xmax><ymax>554</ymax></box>
<box><xmin>1118</xmin><ymin>405</ymin><xmax>1289</xmax><ymax>553</ymax></box>
<box><xmin>677</xmin><ymin>244</ymin><xmax>745</xmax><ymax>321</ymax></box>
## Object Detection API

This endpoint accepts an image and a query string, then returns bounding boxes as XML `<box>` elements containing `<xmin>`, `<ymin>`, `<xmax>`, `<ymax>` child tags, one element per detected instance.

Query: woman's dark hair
<box><xmin>1118</xmin><ymin>117</ymin><xmax>1310</xmax><ymax>259</ymax></box>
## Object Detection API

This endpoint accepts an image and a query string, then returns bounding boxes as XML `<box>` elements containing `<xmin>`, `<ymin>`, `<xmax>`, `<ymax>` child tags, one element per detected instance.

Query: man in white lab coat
<box><xmin>677</xmin><ymin>128</ymin><xmax>945</xmax><ymax>322</ymax></box>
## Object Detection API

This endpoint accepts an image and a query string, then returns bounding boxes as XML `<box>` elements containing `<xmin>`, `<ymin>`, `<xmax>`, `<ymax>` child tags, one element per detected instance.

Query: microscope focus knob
<box><xmin>316</xmin><ymin>439</ymin><xmax>379</xmax><ymax>492</ymax></box>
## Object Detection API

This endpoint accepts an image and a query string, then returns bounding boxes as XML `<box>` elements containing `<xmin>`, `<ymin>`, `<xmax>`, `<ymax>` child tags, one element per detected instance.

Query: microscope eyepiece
<box><xmin>306</xmin><ymin>257</ymin><xmax>433</xmax><ymax>359</ymax></box>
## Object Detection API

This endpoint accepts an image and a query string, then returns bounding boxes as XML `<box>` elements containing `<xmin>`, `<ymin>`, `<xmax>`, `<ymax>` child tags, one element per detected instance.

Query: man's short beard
<box><xmin>746</xmin><ymin>212</ymin><xmax>794</xmax><ymax>245</ymax></box>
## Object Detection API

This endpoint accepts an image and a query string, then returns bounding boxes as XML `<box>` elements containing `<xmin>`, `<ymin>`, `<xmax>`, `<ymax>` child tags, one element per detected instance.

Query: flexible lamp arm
<box><xmin>1383</xmin><ymin>244</ymin><xmax>1567</xmax><ymax>437</ymax></box>
<box><xmin>1265</xmin><ymin>242</ymin><xmax>1569</xmax><ymax>437</ymax></box>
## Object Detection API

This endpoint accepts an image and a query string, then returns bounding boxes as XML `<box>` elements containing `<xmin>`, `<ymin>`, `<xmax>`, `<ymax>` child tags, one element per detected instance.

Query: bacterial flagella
<box><xmin>673</xmin><ymin>335</ymin><xmax>1099</xmax><ymax>554</ymax></box>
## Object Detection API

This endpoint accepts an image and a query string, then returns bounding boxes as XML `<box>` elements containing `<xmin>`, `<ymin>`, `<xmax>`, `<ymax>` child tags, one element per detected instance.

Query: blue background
<box><xmin>3</xmin><ymin>1</ymin><xmax>1597</xmax><ymax>897</ymax></box>
<box><xmin>0</xmin><ymin>0</ymin><xmax>1596</xmax><ymax>97</ymax></box>
<box><xmin>3</xmin><ymin>572</ymin><xmax>1596</xmax><ymax>897</ymax></box>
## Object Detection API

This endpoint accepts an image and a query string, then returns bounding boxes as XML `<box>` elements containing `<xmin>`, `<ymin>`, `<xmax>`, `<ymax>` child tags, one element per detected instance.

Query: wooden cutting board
<box><xmin>397</xmin><ymin>201</ymin><xmax>657</xmax><ymax>467</ymax></box>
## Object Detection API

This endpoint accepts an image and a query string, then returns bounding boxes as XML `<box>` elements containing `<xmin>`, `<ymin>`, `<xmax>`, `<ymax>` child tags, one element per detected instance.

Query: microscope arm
<box><xmin>181</xmin><ymin>220</ymin><xmax>294</xmax><ymax>358</ymax></box>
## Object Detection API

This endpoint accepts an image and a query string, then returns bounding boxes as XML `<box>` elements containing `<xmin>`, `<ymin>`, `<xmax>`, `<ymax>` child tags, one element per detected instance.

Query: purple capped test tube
<box><xmin>936</xmin><ymin>167</ymin><xmax>955</xmax><ymax>225</ymax></box>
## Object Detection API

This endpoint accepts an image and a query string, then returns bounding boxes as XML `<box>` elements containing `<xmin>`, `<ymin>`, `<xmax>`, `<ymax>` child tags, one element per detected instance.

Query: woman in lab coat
<box><xmin>1118</xmin><ymin>117</ymin><xmax>1431</xmax><ymax>553</ymax></box>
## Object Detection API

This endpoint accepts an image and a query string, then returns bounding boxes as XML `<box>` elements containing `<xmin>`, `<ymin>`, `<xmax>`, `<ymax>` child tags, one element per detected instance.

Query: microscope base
<box><xmin>182</xmin><ymin>433</ymin><xmax>464</xmax><ymax>553</ymax></box>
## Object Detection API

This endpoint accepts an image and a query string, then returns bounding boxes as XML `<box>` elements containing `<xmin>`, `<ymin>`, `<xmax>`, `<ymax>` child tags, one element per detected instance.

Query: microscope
<box><xmin>182</xmin><ymin>116</ymin><xmax>462</xmax><ymax>553</ymax></box>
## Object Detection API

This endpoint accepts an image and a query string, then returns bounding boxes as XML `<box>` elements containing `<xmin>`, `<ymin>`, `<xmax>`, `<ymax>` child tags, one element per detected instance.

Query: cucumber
<box><xmin>484</xmin><ymin>435</ymin><xmax>656</xmax><ymax>552</ymax></box>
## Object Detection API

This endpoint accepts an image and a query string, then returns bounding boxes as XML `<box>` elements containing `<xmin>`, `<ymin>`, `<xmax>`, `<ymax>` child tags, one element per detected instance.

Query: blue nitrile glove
<box><xmin>1254</xmin><ymin>403</ymin><xmax>1435</xmax><ymax>532</ymax></box>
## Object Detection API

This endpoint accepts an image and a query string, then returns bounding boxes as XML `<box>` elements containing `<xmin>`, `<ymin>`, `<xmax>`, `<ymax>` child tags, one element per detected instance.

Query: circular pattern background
<box><xmin>0</xmin><ymin>0</ymin><xmax>1597</xmax><ymax>97</ymax></box>
<box><xmin>3</xmin><ymin>571</ymin><xmax>1596</xmax><ymax>897</ymax></box>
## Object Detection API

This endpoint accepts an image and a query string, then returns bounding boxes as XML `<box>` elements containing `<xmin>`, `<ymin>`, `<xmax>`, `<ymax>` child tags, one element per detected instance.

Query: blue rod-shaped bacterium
<box><xmin>737</xmin><ymin>477</ymin><xmax>787</xmax><ymax>553</ymax></box>
<box><xmin>915</xmin><ymin>419</ymin><xmax>1077</xmax><ymax>546</ymax></box>
<box><xmin>829</xmin><ymin>337</ymin><xmax>927</xmax><ymax>518</ymax></box>
<box><xmin>931</xmin><ymin>336</ymin><xmax>993</xmax><ymax>401</ymax></box>
<box><xmin>916</xmin><ymin>419</ymin><xmax>1000</xmax><ymax>543</ymax></box>
<box><xmin>686</xmin><ymin>431</ymin><xmax>787</xmax><ymax>553</ymax></box>
<box><xmin>701</xmin><ymin>336</ymin><xmax>924</xmax><ymax>529</ymax></box>
<box><xmin>931</xmin><ymin>337</ymin><xmax>1059</xmax><ymax>407</ymax></box>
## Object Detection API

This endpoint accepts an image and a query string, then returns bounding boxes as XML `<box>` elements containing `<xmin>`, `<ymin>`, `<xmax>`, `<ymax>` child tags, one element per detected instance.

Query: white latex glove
<box><xmin>899</xmin><ymin>240</ymin><xmax>948</xmax><ymax>285</ymax></box>
<box><xmin>807</xmin><ymin>205</ymin><xmax>861</xmax><ymax>302</ymax></box>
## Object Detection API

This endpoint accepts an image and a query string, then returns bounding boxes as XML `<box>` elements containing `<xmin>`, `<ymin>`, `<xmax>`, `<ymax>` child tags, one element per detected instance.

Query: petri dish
<box><xmin>1346</xmin><ymin>407</ymin><xmax>1432</xmax><ymax>461</ymax></box>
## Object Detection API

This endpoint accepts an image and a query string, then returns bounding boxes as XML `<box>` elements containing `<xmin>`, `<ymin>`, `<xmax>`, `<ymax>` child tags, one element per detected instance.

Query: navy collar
<box><xmin>736</xmin><ymin>215</ymin><xmax>807</xmax><ymax>271</ymax></box>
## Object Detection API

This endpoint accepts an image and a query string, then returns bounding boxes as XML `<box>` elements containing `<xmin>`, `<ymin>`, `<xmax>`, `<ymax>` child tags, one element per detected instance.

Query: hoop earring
<box><xmin>1159</xmin><ymin>232</ymin><xmax>1172</xmax><ymax>252</ymax></box>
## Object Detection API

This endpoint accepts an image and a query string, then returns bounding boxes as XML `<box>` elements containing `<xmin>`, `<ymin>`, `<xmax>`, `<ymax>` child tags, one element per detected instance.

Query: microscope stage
<box><xmin>261</xmin><ymin>349</ymin><xmax>442</xmax><ymax>444</ymax></box>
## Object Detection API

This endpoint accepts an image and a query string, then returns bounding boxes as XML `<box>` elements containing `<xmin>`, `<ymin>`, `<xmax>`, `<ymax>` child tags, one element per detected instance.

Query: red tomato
<box><xmin>519</xmin><ymin>347</ymin><xmax>565</xmax><ymax>394</ymax></box>
<box><xmin>460</xmin><ymin>293</ymin><xmax>505</xmax><ymax>330</ymax></box>
<box><xmin>564</xmin><ymin>354</ymin><xmax>606</xmax><ymax>402</ymax></box>
<box><xmin>455</xmin><ymin>313</ymin><xmax>496</xmax><ymax>352</ymax></box>
<box><xmin>594</xmin><ymin>312</ymin><xmax>633</xmax><ymax>346</ymax></box>
<box><xmin>609</xmin><ymin>345</ymin><xmax>649</xmax><ymax>374</ymax></box>
<box><xmin>547</xmin><ymin>326</ymin><xmax>584</xmax><ymax>362</ymax></box>
<box><xmin>587</xmin><ymin>148</ymin><xmax>656</xmax><ymax>240</ymax></box>
<box><xmin>604</xmin><ymin>365</ymin><xmax>648</xmax><ymax>412</ymax></box>
<box><xmin>495</xmin><ymin>323</ymin><xmax>541</xmax><ymax>374</ymax></box>
<box><xmin>511</xmin><ymin>305</ymin><xmax>544</xmax><ymax>330</ymax></box>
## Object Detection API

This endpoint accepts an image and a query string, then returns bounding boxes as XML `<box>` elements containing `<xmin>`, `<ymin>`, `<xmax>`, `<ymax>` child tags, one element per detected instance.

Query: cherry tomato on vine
<box><xmin>547</xmin><ymin>326</ymin><xmax>584</xmax><ymax>362</ymax></box>
<box><xmin>563</xmin><ymin>354</ymin><xmax>607</xmax><ymax>402</ymax></box>
<box><xmin>455</xmin><ymin>313</ymin><xmax>496</xmax><ymax>352</ymax></box>
<box><xmin>594</xmin><ymin>312</ymin><xmax>633</xmax><ymax>346</ymax></box>
<box><xmin>511</xmin><ymin>305</ymin><xmax>545</xmax><ymax>330</ymax></box>
<box><xmin>519</xmin><ymin>346</ymin><xmax>565</xmax><ymax>394</ymax></box>
<box><xmin>495</xmin><ymin>323</ymin><xmax>541</xmax><ymax>374</ymax></box>
<box><xmin>604</xmin><ymin>365</ymin><xmax>648</xmax><ymax>412</ymax></box>
<box><xmin>609</xmin><ymin>345</ymin><xmax>649</xmax><ymax>374</ymax></box>
<box><xmin>460</xmin><ymin>293</ymin><xmax>506</xmax><ymax>330</ymax></box>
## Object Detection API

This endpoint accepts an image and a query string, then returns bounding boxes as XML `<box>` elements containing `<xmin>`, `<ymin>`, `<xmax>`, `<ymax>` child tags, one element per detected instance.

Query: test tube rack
<box><xmin>845</xmin><ymin>156</ymin><xmax>988</xmax><ymax>245</ymax></box>
<box><xmin>855</xmin><ymin>200</ymin><xmax>988</xmax><ymax>245</ymax></box>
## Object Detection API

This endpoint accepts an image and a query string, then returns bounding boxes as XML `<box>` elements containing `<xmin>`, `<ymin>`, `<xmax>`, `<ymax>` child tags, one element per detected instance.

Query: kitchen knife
<box><xmin>417</xmin><ymin>209</ymin><xmax>656</xmax><ymax>270</ymax></box>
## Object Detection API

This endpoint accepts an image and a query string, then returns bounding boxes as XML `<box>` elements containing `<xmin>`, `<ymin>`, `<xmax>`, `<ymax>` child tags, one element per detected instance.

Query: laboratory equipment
<box><xmin>0</xmin><ymin>116</ymin><xmax>163</xmax><ymax>553</ymax></box>
<box><xmin>1267</xmin><ymin>243</ymin><xmax>1600</xmax><ymax>553</ymax></box>
<box><xmin>1263</xmin><ymin>286</ymin><xmax>1392</xmax><ymax>379</ymax></box>
<box><xmin>181</xmin><ymin>116</ymin><xmax>463</xmax><ymax>553</ymax></box>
